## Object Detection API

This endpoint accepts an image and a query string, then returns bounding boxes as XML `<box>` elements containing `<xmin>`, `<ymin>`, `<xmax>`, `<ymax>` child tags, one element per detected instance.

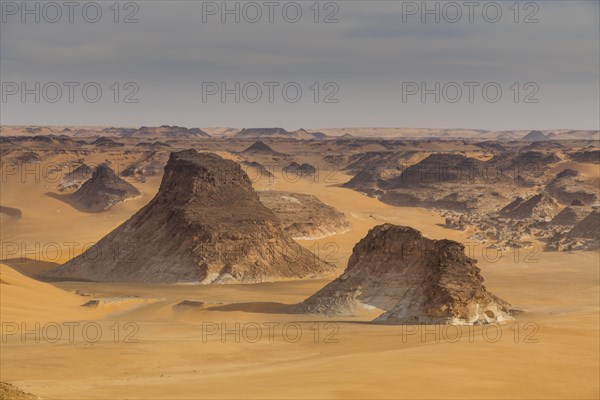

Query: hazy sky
<box><xmin>1</xmin><ymin>0</ymin><xmax>599</xmax><ymax>130</ymax></box>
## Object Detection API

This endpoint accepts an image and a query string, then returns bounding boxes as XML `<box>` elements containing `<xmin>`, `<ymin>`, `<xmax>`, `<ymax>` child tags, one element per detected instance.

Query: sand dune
<box><xmin>0</xmin><ymin>263</ymin><xmax>87</xmax><ymax>323</ymax></box>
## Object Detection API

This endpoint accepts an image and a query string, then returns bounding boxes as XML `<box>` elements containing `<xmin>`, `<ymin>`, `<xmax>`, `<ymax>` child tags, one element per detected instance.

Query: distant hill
<box><xmin>59</xmin><ymin>164</ymin><xmax>140</xmax><ymax>212</ymax></box>
<box><xmin>242</xmin><ymin>140</ymin><xmax>283</xmax><ymax>154</ymax></box>
<box><xmin>522</xmin><ymin>130</ymin><xmax>549</xmax><ymax>141</ymax></box>
<box><xmin>122</xmin><ymin>126</ymin><xmax>211</xmax><ymax>139</ymax></box>
<box><xmin>235</xmin><ymin>128</ymin><xmax>328</xmax><ymax>140</ymax></box>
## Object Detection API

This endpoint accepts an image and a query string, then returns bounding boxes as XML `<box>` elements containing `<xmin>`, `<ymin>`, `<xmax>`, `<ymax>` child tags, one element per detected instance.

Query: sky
<box><xmin>1</xmin><ymin>0</ymin><xmax>599</xmax><ymax>130</ymax></box>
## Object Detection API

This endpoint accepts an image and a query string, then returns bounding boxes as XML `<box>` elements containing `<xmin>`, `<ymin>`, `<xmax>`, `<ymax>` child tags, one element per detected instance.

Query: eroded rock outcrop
<box><xmin>58</xmin><ymin>163</ymin><xmax>93</xmax><ymax>191</ymax></box>
<box><xmin>548</xmin><ymin>210</ymin><xmax>600</xmax><ymax>251</ymax></box>
<box><xmin>294</xmin><ymin>224</ymin><xmax>512</xmax><ymax>325</ymax></box>
<box><xmin>545</xmin><ymin>169</ymin><xmax>598</xmax><ymax>206</ymax></box>
<box><xmin>549</xmin><ymin>206</ymin><xmax>589</xmax><ymax>226</ymax></box>
<box><xmin>242</xmin><ymin>140</ymin><xmax>282</xmax><ymax>155</ymax></box>
<box><xmin>63</xmin><ymin>164</ymin><xmax>140</xmax><ymax>212</ymax></box>
<box><xmin>258</xmin><ymin>191</ymin><xmax>351</xmax><ymax>239</ymax></box>
<box><xmin>499</xmin><ymin>194</ymin><xmax>560</xmax><ymax>221</ymax></box>
<box><xmin>282</xmin><ymin>162</ymin><xmax>317</xmax><ymax>177</ymax></box>
<box><xmin>46</xmin><ymin>150</ymin><xmax>332</xmax><ymax>283</ymax></box>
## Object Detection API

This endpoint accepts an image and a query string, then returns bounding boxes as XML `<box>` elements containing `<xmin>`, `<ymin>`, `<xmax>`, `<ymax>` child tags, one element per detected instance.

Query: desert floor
<box><xmin>1</xmin><ymin>155</ymin><xmax>599</xmax><ymax>399</ymax></box>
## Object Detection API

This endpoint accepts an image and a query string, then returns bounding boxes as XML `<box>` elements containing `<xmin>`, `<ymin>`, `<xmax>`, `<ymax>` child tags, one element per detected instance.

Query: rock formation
<box><xmin>294</xmin><ymin>224</ymin><xmax>512</xmax><ymax>325</ymax></box>
<box><xmin>499</xmin><ymin>194</ymin><xmax>560</xmax><ymax>220</ymax></box>
<box><xmin>548</xmin><ymin>210</ymin><xmax>600</xmax><ymax>251</ymax></box>
<box><xmin>241</xmin><ymin>161</ymin><xmax>275</xmax><ymax>180</ymax></box>
<box><xmin>0</xmin><ymin>381</ymin><xmax>39</xmax><ymax>400</ymax></box>
<box><xmin>258</xmin><ymin>191</ymin><xmax>351</xmax><ymax>239</ymax></box>
<box><xmin>570</xmin><ymin>150</ymin><xmax>600</xmax><ymax>164</ymax></box>
<box><xmin>235</xmin><ymin>128</ymin><xmax>327</xmax><ymax>140</ymax></box>
<box><xmin>567</xmin><ymin>210</ymin><xmax>600</xmax><ymax>241</ymax></box>
<box><xmin>236</xmin><ymin>128</ymin><xmax>292</xmax><ymax>138</ymax></box>
<box><xmin>14</xmin><ymin>151</ymin><xmax>41</xmax><ymax>163</ymax></box>
<box><xmin>282</xmin><ymin>162</ymin><xmax>317</xmax><ymax>177</ymax></box>
<box><xmin>522</xmin><ymin>130</ymin><xmax>548</xmax><ymax>141</ymax></box>
<box><xmin>62</xmin><ymin>164</ymin><xmax>140</xmax><ymax>212</ymax></box>
<box><xmin>549</xmin><ymin>206</ymin><xmax>589</xmax><ymax>226</ymax></box>
<box><xmin>45</xmin><ymin>150</ymin><xmax>332</xmax><ymax>283</ymax></box>
<box><xmin>121</xmin><ymin>151</ymin><xmax>169</xmax><ymax>182</ymax></box>
<box><xmin>123</xmin><ymin>125</ymin><xmax>211</xmax><ymax>138</ymax></box>
<box><xmin>92</xmin><ymin>137</ymin><xmax>124</xmax><ymax>147</ymax></box>
<box><xmin>545</xmin><ymin>169</ymin><xmax>598</xmax><ymax>205</ymax></box>
<box><xmin>242</xmin><ymin>140</ymin><xmax>282</xmax><ymax>154</ymax></box>
<box><xmin>58</xmin><ymin>164</ymin><xmax>93</xmax><ymax>191</ymax></box>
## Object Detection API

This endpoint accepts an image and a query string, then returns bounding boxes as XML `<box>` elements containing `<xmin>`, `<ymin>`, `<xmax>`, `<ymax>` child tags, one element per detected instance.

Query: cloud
<box><xmin>1</xmin><ymin>1</ymin><xmax>598</xmax><ymax>129</ymax></box>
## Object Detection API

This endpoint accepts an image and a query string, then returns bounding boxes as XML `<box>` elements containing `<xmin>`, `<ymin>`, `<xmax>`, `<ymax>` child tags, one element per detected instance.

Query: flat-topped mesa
<box><xmin>295</xmin><ymin>224</ymin><xmax>512</xmax><ymax>325</ymax></box>
<box><xmin>45</xmin><ymin>150</ymin><xmax>333</xmax><ymax>283</ymax></box>
<box><xmin>154</xmin><ymin>150</ymin><xmax>267</xmax><ymax>214</ymax></box>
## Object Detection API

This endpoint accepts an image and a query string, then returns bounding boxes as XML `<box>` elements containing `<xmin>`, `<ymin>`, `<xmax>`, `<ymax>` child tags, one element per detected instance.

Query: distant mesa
<box><xmin>235</xmin><ymin>127</ymin><xmax>328</xmax><ymax>140</ymax></box>
<box><xmin>123</xmin><ymin>125</ymin><xmax>211</xmax><ymax>139</ymax></box>
<box><xmin>51</xmin><ymin>164</ymin><xmax>140</xmax><ymax>213</ymax></box>
<box><xmin>382</xmin><ymin>153</ymin><xmax>483</xmax><ymax>189</ymax></box>
<box><xmin>376</xmin><ymin>153</ymin><xmax>486</xmax><ymax>212</ymax></box>
<box><xmin>341</xmin><ymin>149</ymin><xmax>563</xmax><ymax>215</ymax></box>
<box><xmin>293</xmin><ymin>224</ymin><xmax>512</xmax><ymax>325</ymax></box>
<box><xmin>45</xmin><ymin>150</ymin><xmax>332</xmax><ymax>283</ymax></box>
<box><xmin>236</xmin><ymin>127</ymin><xmax>290</xmax><ymax>138</ymax></box>
<box><xmin>522</xmin><ymin>130</ymin><xmax>549</xmax><ymax>142</ymax></box>
<box><xmin>569</xmin><ymin>149</ymin><xmax>600</xmax><ymax>164</ymax></box>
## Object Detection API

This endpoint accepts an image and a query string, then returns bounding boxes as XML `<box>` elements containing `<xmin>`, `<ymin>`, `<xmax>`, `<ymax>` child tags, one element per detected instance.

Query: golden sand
<box><xmin>1</xmin><ymin>155</ymin><xmax>598</xmax><ymax>399</ymax></box>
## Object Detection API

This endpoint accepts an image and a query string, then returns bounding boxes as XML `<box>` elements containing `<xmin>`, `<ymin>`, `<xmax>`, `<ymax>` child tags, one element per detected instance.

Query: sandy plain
<box><xmin>0</xmin><ymin>151</ymin><xmax>598</xmax><ymax>399</ymax></box>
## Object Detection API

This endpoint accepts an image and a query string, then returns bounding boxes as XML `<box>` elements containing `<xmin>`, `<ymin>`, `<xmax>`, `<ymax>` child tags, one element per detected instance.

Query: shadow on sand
<box><xmin>205</xmin><ymin>301</ymin><xmax>296</xmax><ymax>314</ymax></box>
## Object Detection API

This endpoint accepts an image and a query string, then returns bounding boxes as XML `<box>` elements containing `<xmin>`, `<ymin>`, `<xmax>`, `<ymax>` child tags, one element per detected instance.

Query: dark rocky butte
<box><xmin>46</xmin><ymin>150</ymin><xmax>332</xmax><ymax>283</ymax></box>
<box><xmin>67</xmin><ymin>164</ymin><xmax>140</xmax><ymax>212</ymax></box>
